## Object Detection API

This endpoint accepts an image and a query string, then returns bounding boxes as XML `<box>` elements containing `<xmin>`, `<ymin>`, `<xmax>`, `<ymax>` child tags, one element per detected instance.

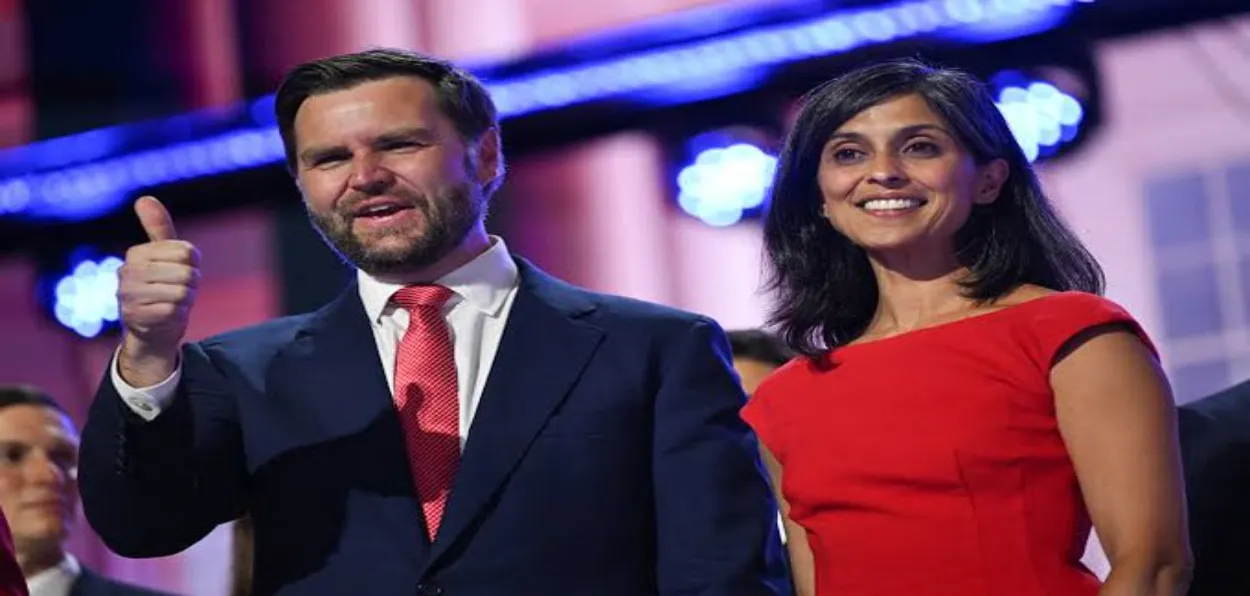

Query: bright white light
<box><xmin>677</xmin><ymin>143</ymin><xmax>777</xmax><ymax>226</ymax></box>
<box><xmin>995</xmin><ymin>76</ymin><xmax>1083</xmax><ymax>163</ymax></box>
<box><xmin>52</xmin><ymin>255</ymin><xmax>123</xmax><ymax>338</ymax></box>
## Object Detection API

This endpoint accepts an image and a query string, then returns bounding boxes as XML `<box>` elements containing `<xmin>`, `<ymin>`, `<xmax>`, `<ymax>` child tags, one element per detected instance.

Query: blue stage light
<box><xmin>12</xmin><ymin>127</ymin><xmax>285</xmax><ymax>221</ymax></box>
<box><xmin>992</xmin><ymin>71</ymin><xmax>1084</xmax><ymax>162</ymax></box>
<box><xmin>676</xmin><ymin>136</ymin><xmax>777</xmax><ymax>227</ymax></box>
<box><xmin>489</xmin><ymin>0</ymin><xmax>1084</xmax><ymax>118</ymax></box>
<box><xmin>44</xmin><ymin>251</ymin><xmax>124</xmax><ymax>339</ymax></box>
<box><xmin>0</xmin><ymin>0</ymin><xmax>1096</xmax><ymax>222</ymax></box>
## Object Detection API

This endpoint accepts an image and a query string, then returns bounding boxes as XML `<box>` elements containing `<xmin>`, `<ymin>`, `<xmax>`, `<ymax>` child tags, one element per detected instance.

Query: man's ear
<box><xmin>472</xmin><ymin>127</ymin><xmax>505</xmax><ymax>193</ymax></box>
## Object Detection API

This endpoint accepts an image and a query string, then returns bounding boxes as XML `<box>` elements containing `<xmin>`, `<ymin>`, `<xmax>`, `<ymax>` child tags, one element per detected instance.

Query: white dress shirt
<box><xmin>26</xmin><ymin>554</ymin><xmax>80</xmax><ymax>596</ymax></box>
<box><xmin>111</xmin><ymin>236</ymin><xmax>521</xmax><ymax>447</ymax></box>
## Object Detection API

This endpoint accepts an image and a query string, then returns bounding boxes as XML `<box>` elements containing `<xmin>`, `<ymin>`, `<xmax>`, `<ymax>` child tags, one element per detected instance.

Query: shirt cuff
<box><xmin>110</xmin><ymin>349</ymin><xmax>181</xmax><ymax>421</ymax></box>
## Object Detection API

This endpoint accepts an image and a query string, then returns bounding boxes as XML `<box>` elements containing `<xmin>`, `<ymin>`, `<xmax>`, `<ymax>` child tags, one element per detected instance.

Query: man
<box><xmin>0</xmin><ymin>386</ymin><xmax>166</xmax><ymax>596</ymax></box>
<box><xmin>1177</xmin><ymin>379</ymin><xmax>1250</xmax><ymax>595</ymax></box>
<box><xmin>728</xmin><ymin>329</ymin><xmax>794</xmax><ymax>396</ymax></box>
<box><xmin>78</xmin><ymin>48</ymin><xmax>788</xmax><ymax>595</ymax></box>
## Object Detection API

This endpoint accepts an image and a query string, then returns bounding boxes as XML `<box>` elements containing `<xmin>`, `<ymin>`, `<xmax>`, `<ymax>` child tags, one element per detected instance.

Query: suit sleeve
<box><xmin>652</xmin><ymin>317</ymin><xmax>791</xmax><ymax>596</ymax></box>
<box><xmin>1178</xmin><ymin>388</ymin><xmax>1250</xmax><ymax>594</ymax></box>
<box><xmin>78</xmin><ymin>341</ymin><xmax>247</xmax><ymax>558</ymax></box>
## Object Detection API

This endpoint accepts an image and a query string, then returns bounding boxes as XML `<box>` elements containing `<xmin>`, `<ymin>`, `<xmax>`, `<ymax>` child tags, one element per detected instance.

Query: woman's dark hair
<box><xmin>763</xmin><ymin>58</ymin><xmax>1104</xmax><ymax>360</ymax></box>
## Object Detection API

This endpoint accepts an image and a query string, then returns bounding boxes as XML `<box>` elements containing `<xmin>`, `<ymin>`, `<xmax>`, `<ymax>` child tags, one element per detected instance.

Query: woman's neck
<box><xmin>866</xmin><ymin>252</ymin><xmax>973</xmax><ymax>335</ymax></box>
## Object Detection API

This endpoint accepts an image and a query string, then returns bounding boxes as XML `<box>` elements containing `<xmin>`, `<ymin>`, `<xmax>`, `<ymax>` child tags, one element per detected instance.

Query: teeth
<box><xmin>862</xmin><ymin>198</ymin><xmax>922</xmax><ymax>211</ymax></box>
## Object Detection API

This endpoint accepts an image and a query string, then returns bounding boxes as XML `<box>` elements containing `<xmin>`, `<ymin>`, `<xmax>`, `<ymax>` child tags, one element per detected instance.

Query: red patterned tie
<box><xmin>391</xmin><ymin>285</ymin><xmax>460</xmax><ymax>540</ymax></box>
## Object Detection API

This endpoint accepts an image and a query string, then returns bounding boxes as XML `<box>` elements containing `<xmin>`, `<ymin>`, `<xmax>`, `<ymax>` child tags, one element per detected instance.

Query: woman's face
<box><xmin>816</xmin><ymin>93</ymin><xmax>1007</xmax><ymax>260</ymax></box>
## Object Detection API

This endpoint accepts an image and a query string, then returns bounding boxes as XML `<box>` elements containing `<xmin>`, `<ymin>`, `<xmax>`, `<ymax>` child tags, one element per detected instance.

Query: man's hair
<box><xmin>727</xmin><ymin>329</ymin><xmax>795</xmax><ymax>367</ymax></box>
<box><xmin>0</xmin><ymin>385</ymin><xmax>68</xmax><ymax>416</ymax></box>
<box><xmin>274</xmin><ymin>47</ymin><xmax>501</xmax><ymax>182</ymax></box>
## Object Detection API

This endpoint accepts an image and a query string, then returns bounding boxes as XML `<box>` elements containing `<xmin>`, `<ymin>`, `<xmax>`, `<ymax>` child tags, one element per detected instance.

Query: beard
<box><xmin>307</xmin><ymin>182</ymin><xmax>486</xmax><ymax>277</ymax></box>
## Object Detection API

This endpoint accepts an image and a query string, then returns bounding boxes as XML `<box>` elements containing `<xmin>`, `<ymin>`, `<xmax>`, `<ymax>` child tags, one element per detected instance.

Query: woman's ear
<box><xmin>975</xmin><ymin>158</ymin><xmax>1009</xmax><ymax>205</ymax></box>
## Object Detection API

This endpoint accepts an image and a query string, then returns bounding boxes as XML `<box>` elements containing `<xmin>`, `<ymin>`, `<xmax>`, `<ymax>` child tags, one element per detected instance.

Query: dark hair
<box><xmin>274</xmin><ymin>47</ymin><xmax>499</xmax><ymax>174</ymax></box>
<box><xmin>0</xmin><ymin>385</ymin><xmax>68</xmax><ymax>416</ymax></box>
<box><xmin>727</xmin><ymin>329</ymin><xmax>795</xmax><ymax>367</ymax></box>
<box><xmin>764</xmin><ymin>58</ymin><xmax>1103</xmax><ymax>360</ymax></box>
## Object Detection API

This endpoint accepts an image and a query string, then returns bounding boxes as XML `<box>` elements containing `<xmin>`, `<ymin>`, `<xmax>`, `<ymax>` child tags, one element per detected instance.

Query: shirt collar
<box><xmin>357</xmin><ymin>235</ymin><xmax>518</xmax><ymax>324</ymax></box>
<box><xmin>26</xmin><ymin>554</ymin><xmax>80</xmax><ymax>596</ymax></box>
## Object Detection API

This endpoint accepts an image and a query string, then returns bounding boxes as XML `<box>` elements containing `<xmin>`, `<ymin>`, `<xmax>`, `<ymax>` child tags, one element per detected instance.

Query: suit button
<box><xmin>416</xmin><ymin>583</ymin><xmax>443</xmax><ymax>596</ymax></box>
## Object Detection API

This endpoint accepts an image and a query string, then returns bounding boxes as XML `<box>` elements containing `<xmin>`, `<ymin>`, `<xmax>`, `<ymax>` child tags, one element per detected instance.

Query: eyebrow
<box><xmin>0</xmin><ymin>439</ymin><xmax>78</xmax><ymax>451</ymax></box>
<box><xmin>828</xmin><ymin>123</ymin><xmax>951</xmax><ymax>143</ymax></box>
<box><xmin>373</xmin><ymin>127</ymin><xmax>438</xmax><ymax>146</ymax></box>
<box><xmin>298</xmin><ymin>144</ymin><xmax>345</xmax><ymax>166</ymax></box>
<box><xmin>298</xmin><ymin>127</ymin><xmax>439</xmax><ymax>165</ymax></box>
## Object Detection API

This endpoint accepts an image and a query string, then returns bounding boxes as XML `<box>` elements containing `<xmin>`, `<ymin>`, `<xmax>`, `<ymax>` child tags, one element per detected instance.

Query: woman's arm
<box><xmin>760</xmin><ymin>446</ymin><xmax>816</xmax><ymax>596</ymax></box>
<box><xmin>1052</xmin><ymin>326</ymin><xmax>1192</xmax><ymax>596</ymax></box>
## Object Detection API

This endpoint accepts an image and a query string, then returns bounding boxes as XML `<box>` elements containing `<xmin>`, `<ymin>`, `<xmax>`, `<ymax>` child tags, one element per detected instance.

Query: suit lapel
<box><xmin>67</xmin><ymin>568</ymin><xmax>88</xmax><ymax>596</ymax></box>
<box><xmin>424</xmin><ymin>260</ymin><xmax>604</xmax><ymax>569</ymax></box>
<box><xmin>283</xmin><ymin>284</ymin><xmax>431</xmax><ymax>563</ymax></box>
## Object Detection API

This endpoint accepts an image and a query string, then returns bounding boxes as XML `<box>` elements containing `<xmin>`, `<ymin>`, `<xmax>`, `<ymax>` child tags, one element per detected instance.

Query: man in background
<box><xmin>1177</xmin><ymin>379</ymin><xmax>1250</xmax><ymax>595</ymax></box>
<box><xmin>727</xmin><ymin>329</ymin><xmax>795</xmax><ymax>595</ymax></box>
<box><xmin>728</xmin><ymin>329</ymin><xmax>794</xmax><ymax>395</ymax></box>
<box><xmin>0</xmin><ymin>386</ymin><xmax>168</xmax><ymax>596</ymax></box>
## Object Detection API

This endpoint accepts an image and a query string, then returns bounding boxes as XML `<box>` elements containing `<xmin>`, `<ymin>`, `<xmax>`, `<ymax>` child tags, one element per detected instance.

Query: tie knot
<box><xmin>392</xmin><ymin>285</ymin><xmax>454</xmax><ymax>311</ymax></box>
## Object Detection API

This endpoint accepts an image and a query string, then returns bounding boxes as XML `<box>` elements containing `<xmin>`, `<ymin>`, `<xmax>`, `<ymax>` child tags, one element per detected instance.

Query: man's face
<box><xmin>0</xmin><ymin>405</ymin><xmax>79</xmax><ymax>552</ymax></box>
<box><xmin>292</xmin><ymin>76</ymin><xmax>496</xmax><ymax>278</ymax></box>
<box><xmin>733</xmin><ymin>358</ymin><xmax>779</xmax><ymax>396</ymax></box>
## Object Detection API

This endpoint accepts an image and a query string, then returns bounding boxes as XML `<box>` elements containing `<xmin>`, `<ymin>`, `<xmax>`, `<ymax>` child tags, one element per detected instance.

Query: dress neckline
<box><xmin>834</xmin><ymin>290</ymin><xmax>1080</xmax><ymax>354</ymax></box>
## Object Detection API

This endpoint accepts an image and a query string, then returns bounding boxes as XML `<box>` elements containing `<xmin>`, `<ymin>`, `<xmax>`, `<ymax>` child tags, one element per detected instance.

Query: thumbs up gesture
<box><xmin>116</xmin><ymin>196</ymin><xmax>200</xmax><ymax>385</ymax></box>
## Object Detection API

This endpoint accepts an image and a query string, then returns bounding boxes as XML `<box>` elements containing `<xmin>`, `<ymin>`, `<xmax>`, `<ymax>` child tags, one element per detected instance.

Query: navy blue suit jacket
<box><xmin>1177</xmin><ymin>380</ymin><xmax>1250</xmax><ymax>595</ymax></box>
<box><xmin>69</xmin><ymin>569</ymin><xmax>174</xmax><ymax>596</ymax></box>
<box><xmin>79</xmin><ymin>259</ymin><xmax>789</xmax><ymax>596</ymax></box>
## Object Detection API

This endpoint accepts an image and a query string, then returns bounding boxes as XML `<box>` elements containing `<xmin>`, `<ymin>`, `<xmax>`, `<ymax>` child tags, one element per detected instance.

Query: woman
<box><xmin>742</xmin><ymin>59</ymin><xmax>1191</xmax><ymax>596</ymax></box>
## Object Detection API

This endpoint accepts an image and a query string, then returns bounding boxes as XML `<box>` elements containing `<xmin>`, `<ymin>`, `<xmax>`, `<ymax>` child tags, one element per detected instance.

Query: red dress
<box><xmin>742</xmin><ymin>292</ymin><xmax>1150</xmax><ymax>596</ymax></box>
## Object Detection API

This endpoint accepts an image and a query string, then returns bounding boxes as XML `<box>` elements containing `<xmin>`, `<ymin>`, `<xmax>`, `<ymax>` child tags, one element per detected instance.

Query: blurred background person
<box><xmin>0</xmin><ymin>386</ymin><xmax>169</xmax><ymax>596</ymax></box>
<box><xmin>728</xmin><ymin>327</ymin><xmax>796</xmax><ymax>596</ymax></box>
<box><xmin>728</xmin><ymin>329</ymin><xmax>794</xmax><ymax>395</ymax></box>
<box><xmin>742</xmin><ymin>60</ymin><xmax>1191</xmax><ymax>595</ymax></box>
<box><xmin>1176</xmin><ymin>378</ymin><xmax>1250</xmax><ymax>595</ymax></box>
<box><xmin>728</xmin><ymin>328</ymin><xmax>795</xmax><ymax>566</ymax></box>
